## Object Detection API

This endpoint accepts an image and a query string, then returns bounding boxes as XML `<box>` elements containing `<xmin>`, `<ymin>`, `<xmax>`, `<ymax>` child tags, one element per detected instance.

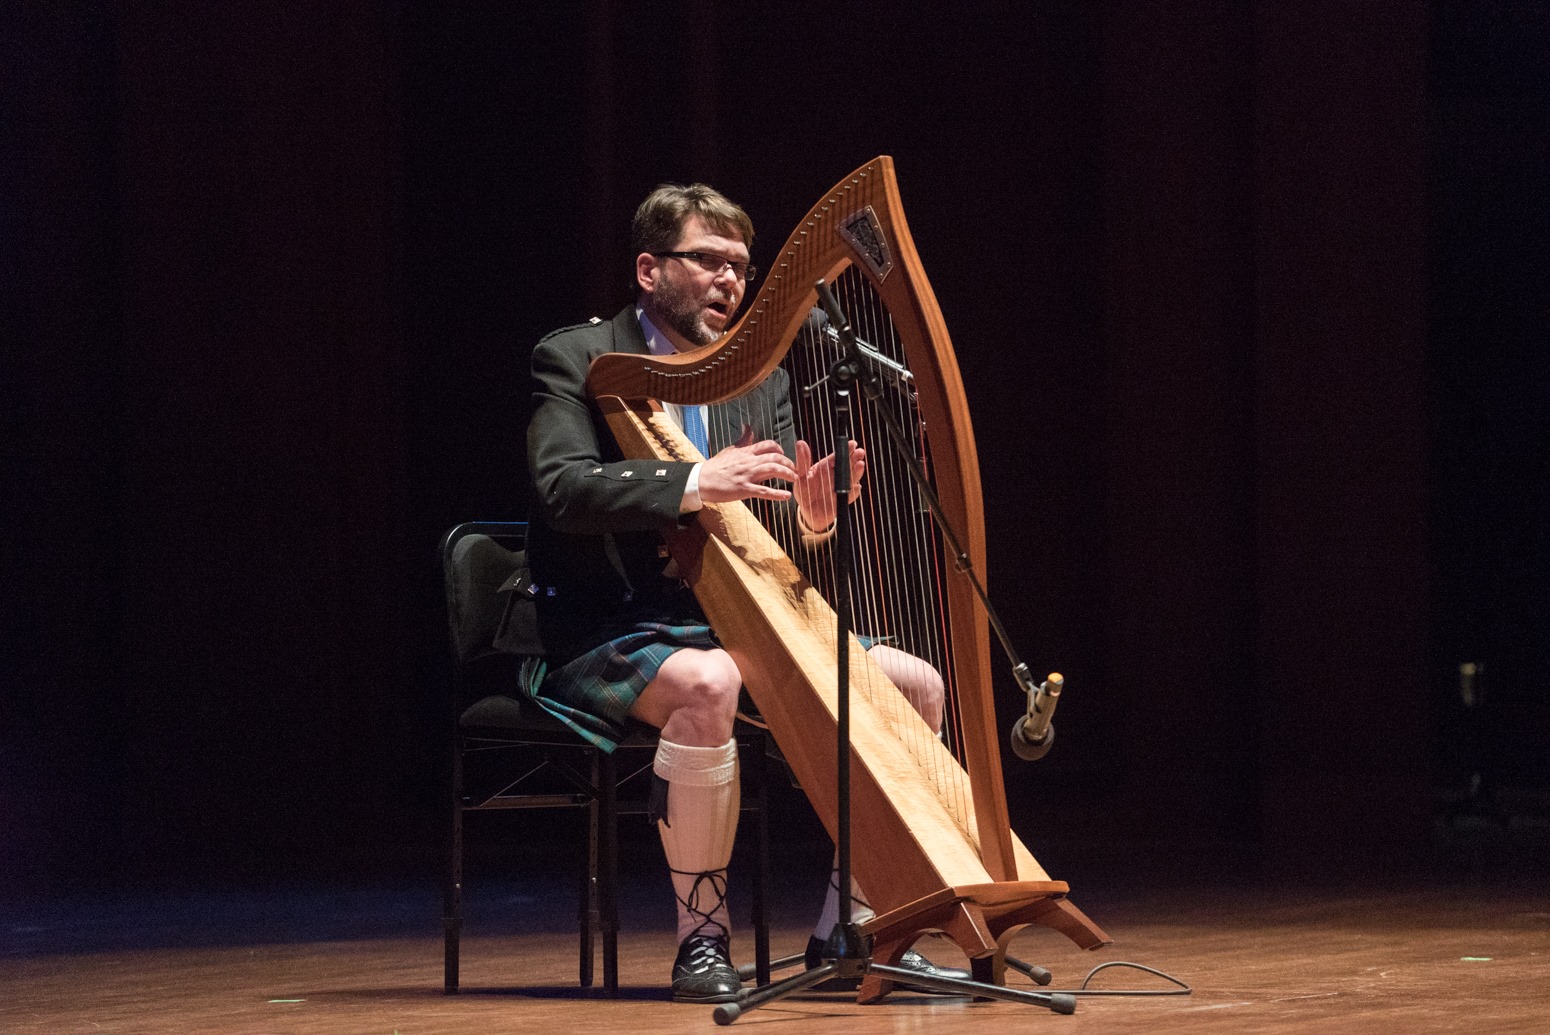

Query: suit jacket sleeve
<box><xmin>527</xmin><ymin>320</ymin><xmax>696</xmax><ymax>536</ymax></box>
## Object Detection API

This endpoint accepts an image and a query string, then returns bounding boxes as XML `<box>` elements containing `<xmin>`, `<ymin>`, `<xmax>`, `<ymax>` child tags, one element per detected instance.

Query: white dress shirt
<box><xmin>637</xmin><ymin>307</ymin><xmax>706</xmax><ymax>513</ymax></box>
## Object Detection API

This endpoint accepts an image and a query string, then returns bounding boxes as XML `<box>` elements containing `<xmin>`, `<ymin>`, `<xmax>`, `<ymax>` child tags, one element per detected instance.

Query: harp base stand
<box><xmin>714</xmin><ymin>923</ymin><xmax>1076</xmax><ymax>1023</ymax></box>
<box><xmin>713</xmin><ymin>285</ymin><xmax>1076</xmax><ymax>1023</ymax></box>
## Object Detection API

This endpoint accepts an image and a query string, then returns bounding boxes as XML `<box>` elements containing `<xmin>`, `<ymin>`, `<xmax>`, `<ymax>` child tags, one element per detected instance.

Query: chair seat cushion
<box><xmin>460</xmin><ymin>688</ymin><xmax>658</xmax><ymax>749</ymax></box>
<box><xmin>459</xmin><ymin>692</ymin><xmax>574</xmax><ymax>735</ymax></box>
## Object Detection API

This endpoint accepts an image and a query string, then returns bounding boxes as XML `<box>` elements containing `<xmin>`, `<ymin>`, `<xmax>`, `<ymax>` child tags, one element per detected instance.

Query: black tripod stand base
<box><xmin>713</xmin><ymin>959</ymin><xmax>1077</xmax><ymax>1023</ymax></box>
<box><xmin>713</xmin><ymin>962</ymin><xmax>842</xmax><ymax>1025</ymax></box>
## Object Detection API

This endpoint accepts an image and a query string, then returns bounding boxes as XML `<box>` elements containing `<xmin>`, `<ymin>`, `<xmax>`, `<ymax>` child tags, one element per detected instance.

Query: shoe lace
<box><xmin>672</xmin><ymin>868</ymin><xmax>731</xmax><ymax>944</ymax></box>
<box><xmin>681</xmin><ymin>934</ymin><xmax>731</xmax><ymax>973</ymax></box>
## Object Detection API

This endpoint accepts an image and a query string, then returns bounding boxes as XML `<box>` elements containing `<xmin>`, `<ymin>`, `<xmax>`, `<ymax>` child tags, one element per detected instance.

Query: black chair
<box><xmin>440</xmin><ymin>521</ymin><xmax>773</xmax><ymax>994</ymax></box>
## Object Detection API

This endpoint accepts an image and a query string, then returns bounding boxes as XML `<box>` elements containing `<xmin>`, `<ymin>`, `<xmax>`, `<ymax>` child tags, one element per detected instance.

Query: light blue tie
<box><xmin>682</xmin><ymin>404</ymin><xmax>709</xmax><ymax>456</ymax></box>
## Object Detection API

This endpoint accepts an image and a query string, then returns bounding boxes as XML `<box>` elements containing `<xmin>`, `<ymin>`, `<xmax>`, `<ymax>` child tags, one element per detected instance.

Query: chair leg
<box><xmin>599</xmin><ymin>748</ymin><xmax>621</xmax><ymax>995</ymax></box>
<box><xmin>444</xmin><ymin>733</ymin><xmax>464</xmax><ymax>994</ymax></box>
<box><xmin>580</xmin><ymin>785</ymin><xmax>597</xmax><ymax>989</ymax></box>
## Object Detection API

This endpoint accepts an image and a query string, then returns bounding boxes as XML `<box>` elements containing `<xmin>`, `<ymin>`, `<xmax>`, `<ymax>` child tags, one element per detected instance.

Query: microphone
<box><xmin>824</xmin><ymin>325</ymin><xmax>914</xmax><ymax>386</ymax></box>
<box><xmin>800</xmin><ymin>301</ymin><xmax>915</xmax><ymax>392</ymax></box>
<box><xmin>1010</xmin><ymin>667</ymin><xmax>1062</xmax><ymax>761</ymax></box>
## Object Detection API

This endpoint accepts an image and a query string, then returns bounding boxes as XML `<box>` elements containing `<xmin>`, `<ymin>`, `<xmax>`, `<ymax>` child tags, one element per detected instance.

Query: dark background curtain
<box><xmin>3</xmin><ymin>0</ymin><xmax>1544</xmax><ymax>893</ymax></box>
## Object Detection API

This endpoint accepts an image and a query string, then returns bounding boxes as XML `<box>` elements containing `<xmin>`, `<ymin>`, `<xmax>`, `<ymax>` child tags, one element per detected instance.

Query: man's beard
<box><xmin>653</xmin><ymin>271</ymin><xmax>733</xmax><ymax>348</ymax></box>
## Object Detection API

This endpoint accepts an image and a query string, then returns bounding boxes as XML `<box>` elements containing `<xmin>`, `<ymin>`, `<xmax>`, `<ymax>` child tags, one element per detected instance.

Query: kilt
<box><xmin>523</xmin><ymin>620</ymin><xmax>720</xmax><ymax>751</ymax></box>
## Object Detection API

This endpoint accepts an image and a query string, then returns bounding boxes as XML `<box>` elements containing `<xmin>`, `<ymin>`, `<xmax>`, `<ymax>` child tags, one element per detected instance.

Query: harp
<box><xmin>586</xmin><ymin>157</ymin><xmax>1109</xmax><ymax>998</ymax></box>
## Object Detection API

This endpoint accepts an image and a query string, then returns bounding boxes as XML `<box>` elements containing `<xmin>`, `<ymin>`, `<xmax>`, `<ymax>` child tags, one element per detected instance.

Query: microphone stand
<box><xmin>712</xmin><ymin>284</ymin><xmax>1076</xmax><ymax>1023</ymax></box>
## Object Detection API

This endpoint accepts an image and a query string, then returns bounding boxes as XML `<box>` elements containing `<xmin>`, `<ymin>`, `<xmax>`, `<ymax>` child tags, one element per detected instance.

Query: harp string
<box><xmin>692</xmin><ymin>273</ymin><xmax>980</xmax><ymax>839</ymax></box>
<box><xmin>835</xmin><ymin>268</ymin><xmax>971</xmax><ymax>821</ymax></box>
<box><xmin>833</xmin><ymin>275</ymin><xmax>927</xmax><ymax>766</ymax></box>
<box><xmin>743</xmin><ymin>269</ymin><xmax>971</xmax><ymax>823</ymax></box>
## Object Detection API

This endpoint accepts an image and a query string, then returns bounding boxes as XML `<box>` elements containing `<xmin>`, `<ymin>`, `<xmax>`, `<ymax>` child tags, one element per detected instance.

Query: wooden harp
<box><xmin>586</xmin><ymin>156</ymin><xmax>1109</xmax><ymax>998</ymax></box>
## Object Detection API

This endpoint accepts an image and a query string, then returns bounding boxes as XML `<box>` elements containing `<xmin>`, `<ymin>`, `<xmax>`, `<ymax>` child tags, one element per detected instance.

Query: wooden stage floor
<box><xmin>4</xmin><ymin>864</ymin><xmax>1547</xmax><ymax>1034</ymax></box>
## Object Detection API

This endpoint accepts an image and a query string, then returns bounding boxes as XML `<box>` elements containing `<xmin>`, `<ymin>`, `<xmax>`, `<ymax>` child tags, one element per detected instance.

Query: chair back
<box><xmin>440</xmin><ymin>522</ymin><xmax>527</xmax><ymax>666</ymax></box>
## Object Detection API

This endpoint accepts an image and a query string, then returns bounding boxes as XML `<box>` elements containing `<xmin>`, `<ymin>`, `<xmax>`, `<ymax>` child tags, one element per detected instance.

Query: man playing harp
<box><xmin>524</xmin><ymin>183</ymin><xmax>965</xmax><ymax>1002</ymax></box>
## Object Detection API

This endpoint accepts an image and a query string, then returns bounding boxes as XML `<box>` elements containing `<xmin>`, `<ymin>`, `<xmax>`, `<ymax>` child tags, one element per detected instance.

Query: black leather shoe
<box><xmin>804</xmin><ymin>935</ymin><xmax>972</xmax><ymax>994</ymax></box>
<box><xmin>894</xmin><ymin>947</ymin><xmax>972</xmax><ymax>991</ymax></box>
<box><xmin>672</xmin><ymin>934</ymin><xmax>742</xmax><ymax>1004</ymax></box>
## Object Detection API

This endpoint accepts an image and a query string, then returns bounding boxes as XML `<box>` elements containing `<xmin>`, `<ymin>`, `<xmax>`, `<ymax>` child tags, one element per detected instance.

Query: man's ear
<box><xmin>635</xmin><ymin>252</ymin><xmax>658</xmax><ymax>296</ymax></box>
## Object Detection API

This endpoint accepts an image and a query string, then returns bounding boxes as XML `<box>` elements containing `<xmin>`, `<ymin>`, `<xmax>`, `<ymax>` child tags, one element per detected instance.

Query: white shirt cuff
<box><xmin>680</xmin><ymin>462</ymin><xmax>704</xmax><ymax>513</ymax></box>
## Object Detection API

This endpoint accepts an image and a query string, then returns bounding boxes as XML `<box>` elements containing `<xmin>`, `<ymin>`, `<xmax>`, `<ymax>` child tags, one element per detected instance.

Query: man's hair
<box><xmin>631</xmin><ymin>183</ymin><xmax>755</xmax><ymax>259</ymax></box>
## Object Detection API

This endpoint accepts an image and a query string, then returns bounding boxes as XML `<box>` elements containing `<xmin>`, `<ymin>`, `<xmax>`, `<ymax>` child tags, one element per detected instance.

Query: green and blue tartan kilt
<box><xmin>522</xmin><ymin>620</ymin><xmax>720</xmax><ymax>752</ymax></box>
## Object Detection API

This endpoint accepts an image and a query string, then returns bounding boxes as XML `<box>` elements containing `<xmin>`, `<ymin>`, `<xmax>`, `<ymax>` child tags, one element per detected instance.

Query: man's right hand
<box><xmin>697</xmin><ymin>427</ymin><xmax>796</xmax><ymax>504</ymax></box>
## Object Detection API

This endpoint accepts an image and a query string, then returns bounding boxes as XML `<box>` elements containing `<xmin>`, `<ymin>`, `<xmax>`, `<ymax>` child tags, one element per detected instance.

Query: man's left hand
<box><xmin>792</xmin><ymin>439</ymin><xmax>865</xmax><ymax>533</ymax></box>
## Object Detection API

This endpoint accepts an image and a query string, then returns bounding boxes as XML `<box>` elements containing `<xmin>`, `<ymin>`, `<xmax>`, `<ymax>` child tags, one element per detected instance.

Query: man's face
<box><xmin>638</xmin><ymin>215</ymin><xmax>750</xmax><ymax>350</ymax></box>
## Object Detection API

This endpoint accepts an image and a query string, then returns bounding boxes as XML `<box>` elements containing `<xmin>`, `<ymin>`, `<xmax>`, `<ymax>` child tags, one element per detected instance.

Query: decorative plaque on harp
<box><xmin>837</xmin><ymin>205</ymin><xmax>893</xmax><ymax>280</ymax></box>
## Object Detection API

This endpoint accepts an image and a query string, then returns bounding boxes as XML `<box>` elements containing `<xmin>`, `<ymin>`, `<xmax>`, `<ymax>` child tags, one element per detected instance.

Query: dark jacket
<box><xmin>525</xmin><ymin>305</ymin><xmax>793</xmax><ymax>662</ymax></box>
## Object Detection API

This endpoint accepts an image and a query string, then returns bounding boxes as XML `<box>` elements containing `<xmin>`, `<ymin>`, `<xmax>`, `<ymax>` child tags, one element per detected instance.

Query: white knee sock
<box><xmin>812</xmin><ymin>854</ymin><xmax>875</xmax><ymax>940</ymax></box>
<box><xmin>653</xmin><ymin>738</ymin><xmax>740</xmax><ymax>944</ymax></box>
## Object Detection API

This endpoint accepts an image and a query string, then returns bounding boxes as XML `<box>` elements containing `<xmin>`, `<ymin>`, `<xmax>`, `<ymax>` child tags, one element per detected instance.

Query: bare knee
<box><xmin>871</xmin><ymin>644</ymin><xmax>945</xmax><ymax>734</ymax></box>
<box><xmin>631</xmin><ymin>649</ymin><xmax>742</xmax><ymax>746</ymax></box>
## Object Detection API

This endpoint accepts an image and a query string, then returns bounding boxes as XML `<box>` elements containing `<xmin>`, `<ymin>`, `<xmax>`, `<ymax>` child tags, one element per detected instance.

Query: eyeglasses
<box><xmin>653</xmin><ymin>251</ymin><xmax>759</xmax><ymax>283</ymax></box>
